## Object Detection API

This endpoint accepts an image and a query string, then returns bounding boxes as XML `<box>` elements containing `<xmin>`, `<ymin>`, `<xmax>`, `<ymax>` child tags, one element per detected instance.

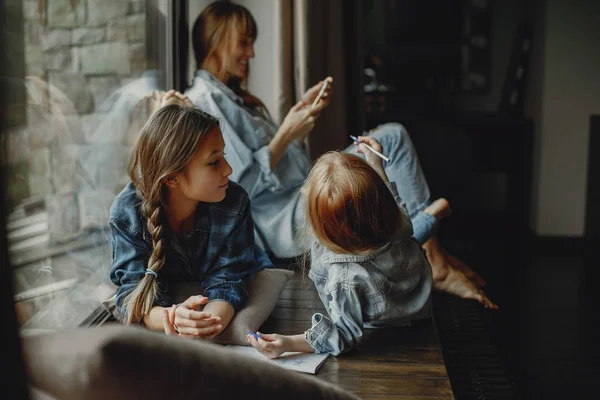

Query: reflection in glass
<box><xmin>7</xmin><ymin>0</ymin><xmax>167</xmax><ymax>331</ymax></box>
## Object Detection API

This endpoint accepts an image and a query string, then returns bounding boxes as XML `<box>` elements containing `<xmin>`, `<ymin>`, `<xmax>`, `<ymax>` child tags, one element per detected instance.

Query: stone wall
<box><xmin>10</xmin><ymin>0</ymin><xmax>148</xmax><ymax>241</ymax></box>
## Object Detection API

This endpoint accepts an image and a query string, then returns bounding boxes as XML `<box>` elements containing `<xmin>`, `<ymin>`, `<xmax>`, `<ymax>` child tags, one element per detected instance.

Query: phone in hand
<box><xmin>311</xmin><ymin>79</ymin><xmax>330</xmax><ymax>108</ymax></box>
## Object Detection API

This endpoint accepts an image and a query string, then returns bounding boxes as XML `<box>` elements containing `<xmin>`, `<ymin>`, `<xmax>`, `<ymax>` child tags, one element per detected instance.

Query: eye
<box><xmin>209</xmin><ymin>160</ymin><xmax>219</xmax><ymax>166</ymax></box>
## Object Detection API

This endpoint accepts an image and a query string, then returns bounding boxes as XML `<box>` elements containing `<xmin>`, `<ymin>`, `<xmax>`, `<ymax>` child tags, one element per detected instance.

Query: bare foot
<box><xmin>447</xmin><ymin>253</ymin><xmax>486</xmax><ymax>287</ymax></box>
<box><xmin>435</xmin><ymin>267</ymin><xmax>497</xmax><ymax>309</ymax></box>
<box><xmin>424</xmin><ymin>198</ymin><xmax>452</xmax><ymax>220</ymax></box>
<box><xmin>423</xmin><ymin>236</ymin><xmax>498</xmax><ymax>310</ymax></box>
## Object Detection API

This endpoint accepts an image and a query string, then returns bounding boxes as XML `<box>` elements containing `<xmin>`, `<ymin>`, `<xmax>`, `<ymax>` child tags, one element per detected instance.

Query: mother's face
<box><xmin>220</xmin><ymin>29</ymin><xmax>255</xmax><ymax>80</ymax></box>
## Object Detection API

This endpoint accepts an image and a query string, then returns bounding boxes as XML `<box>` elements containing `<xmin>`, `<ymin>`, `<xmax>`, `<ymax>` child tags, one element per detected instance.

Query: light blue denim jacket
<box><xmin>305</xmin><ymin>182</ymin><xmax>434</xmax><ymax>356</ymax></box>
<box><xmin>185</xmin><ymin>70</ymin><xmax>311</xmax><ymax>258</ymax></box>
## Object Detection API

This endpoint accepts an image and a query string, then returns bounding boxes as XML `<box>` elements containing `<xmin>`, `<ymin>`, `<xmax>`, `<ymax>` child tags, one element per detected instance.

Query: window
<box><xmin>4</xmin><ymin>0</ymin><xmax>179</xmax><ymax>331</ymax></box>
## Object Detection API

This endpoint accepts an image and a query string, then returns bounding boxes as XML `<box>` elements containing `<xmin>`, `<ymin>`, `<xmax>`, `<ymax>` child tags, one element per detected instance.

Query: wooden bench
<box><xmin>260</xmin><ymin>272</ymin><xmax>454</xmax><ymax>399</ymax></box>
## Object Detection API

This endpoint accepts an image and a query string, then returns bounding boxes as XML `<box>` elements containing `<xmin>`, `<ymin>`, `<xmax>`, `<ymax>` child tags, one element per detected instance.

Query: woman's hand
<box><xmin>280</xmin><ymin>101</ymin><xmax>324</xmax><ymax>142</ymax></box>
<box><xmin>162</xmin><ymin>295</ymin><xmax>222</xmax><ymax>340</ymax></box>
<box><xmin>300</xmin><ymin>77</ymin><xmax>333</xmax><ymax>108</ymax></box>
<box><xmin>247</xmin><ymin>332</ymin><xmax>288</xmax><ymax>359</ymax></box>
<box><xmin>353</xmin><ymin>136</ymin><xmax>387</xmax><ymax>179</ymax></box>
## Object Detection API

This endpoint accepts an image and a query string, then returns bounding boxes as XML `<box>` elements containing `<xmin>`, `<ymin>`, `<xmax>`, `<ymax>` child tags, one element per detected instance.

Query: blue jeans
<box><xmin>345</xmin><ymin>123</ymin><xmax>435</xmax><ymax>244</ymax></box>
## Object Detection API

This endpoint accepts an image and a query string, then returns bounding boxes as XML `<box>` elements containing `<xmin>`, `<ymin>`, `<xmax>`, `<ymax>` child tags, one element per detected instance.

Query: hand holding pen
<box><xmin>351</xmin><ymin>135</ymin><xmax>390</xmax><ymax>182</ymax></box>
<box><xmin>247</xmin><ymin>331</ymin><xmax>287</xmax><ymax>359</ymax></box>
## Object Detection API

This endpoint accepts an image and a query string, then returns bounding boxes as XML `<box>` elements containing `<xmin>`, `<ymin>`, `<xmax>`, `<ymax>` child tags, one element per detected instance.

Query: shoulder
<box><xmin>209</xmin><ymin>181</ymin><xmax>249</xmax><ymax>217</ymax></box>
<box><xmin>109</xmin><ymin>183</ymin><xmax>145</xmax><ymax>237</ymax></box>
<box><xmin>310</xmin><ymin>242</ymin><xmax>367</xmax><ymax>289</ymax></box>
<box><xmin>186</xmin><ymin>72</ymin><xmax>232</xmax><ymax>107</ymax></box>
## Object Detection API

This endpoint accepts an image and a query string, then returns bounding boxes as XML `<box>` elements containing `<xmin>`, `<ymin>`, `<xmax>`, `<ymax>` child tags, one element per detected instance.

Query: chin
<box><xmin>236</xmin><ymin>70</ymin><xmax>248</xmax><ymax>80</ymax></box>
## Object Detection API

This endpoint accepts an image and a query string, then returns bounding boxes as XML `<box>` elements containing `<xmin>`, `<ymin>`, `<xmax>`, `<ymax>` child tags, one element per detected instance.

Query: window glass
<box><xmin>7</xmin><ymin>0</ymin><xmax>166</xmax><ymax>332</ymax></box>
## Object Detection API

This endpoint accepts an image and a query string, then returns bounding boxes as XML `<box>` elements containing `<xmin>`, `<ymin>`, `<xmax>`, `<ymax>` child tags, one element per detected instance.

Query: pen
<box><xmin>350</xmin><ymin>135</ymin><xmax>390</xmax><ymax>162</ymax></box>
<box><xmin>248</xmin><ymin>332</ymin><xmax>263</xmax><ymax>339</ymax></box>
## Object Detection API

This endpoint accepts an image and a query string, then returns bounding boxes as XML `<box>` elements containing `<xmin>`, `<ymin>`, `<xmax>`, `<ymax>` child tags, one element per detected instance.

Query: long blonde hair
<box><xmin>122</xmin><ymin>105</ymin><xmax>220</xmax><ymax>324</ymax></box>
<box><xmin>302</xmin><ymin>152</ymin><xmax>402</xmax><ymax>255</ymax></box>
<box><xmin>192</xmin><ymin>1</ymin><xmax>268</xmax><ymax>115</ymax></box>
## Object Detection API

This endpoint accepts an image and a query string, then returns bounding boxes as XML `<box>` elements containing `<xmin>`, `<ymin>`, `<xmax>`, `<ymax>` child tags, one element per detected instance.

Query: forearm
<box><xmin>283</xmin><ymin>334</ymin><xmax>315</xmax><ymax>353</ymax></box>
<box><xmin>143</xmin><ymin>306</ymin><xmax>169</xmax><ymax>331</ymax></box>
<box><xmin>203</xmin><ymin>300</ymin><xmax>235</xmax><ymax>330</ymax></box>
<box><xmin>268</xmin><ymin>127</ymin><xmax>293</xmax><ymax>169</ymax></box>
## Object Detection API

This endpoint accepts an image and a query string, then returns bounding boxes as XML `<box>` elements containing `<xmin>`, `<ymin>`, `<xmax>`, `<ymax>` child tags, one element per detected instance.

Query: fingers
<box><xmin>256</xmin><ymin>337</ymin><xmax>276</xmax><ymax>351</ymax></box>
<box><xmin>468</xmin><ymin>289</ymin><xmax>499</xmax><ymax>310</ymax></box>
<box><xmin>256</xmin><ymin>332</ymin><xmax>277</xmax><ymax>341</ymax></box>
<box><xmin>356</xmin><ymin>135</ymin><xmax>383</xmax><ymax>152</ymax></box>
<box><xmin>176</xmin><ymin>315</ymin><xmax>221</xmax><ymax>330</ymax></box>
<box><xmin>291</xmin><ymin>100</ymin><xmax>305</xmax><ymax>111</ymax></box>
<box><xmin>182</xmin><ymin>295</ymin><xmax>209</xmax><ymax>310</ymax></box>
<box><xmin>178</xmin><ymin>323</ymin><xmax>223</xmax><ymax>339</ymax></box>
<box><xmin>247</xmin><ymin>335</ymin><xmax>268</xmax><ymax>355</ymax></box>
<box><xmin>247</xmin><ymin>334</ymin><xmax>279</xmax><ymax>359</ymax></box>
<box><xmin>481</xmin><ymin>294</ymin><xmax>499</xmax><ymax>310</ymax></box>
<box><xmin>309</xmin><ymin>100</ymin><xmax>328</xmax><ymax>115</ymax></box>
<box><xmin>162</xmin><ymin>308</ymin><xmax>177</xmax><ymax>335</ymax></box>
<box><xmin>176</xmin><ymin>308</ymin><xmax>214</xmax><ymax>321</ymax></box>
<box><xmin>173</xmin><ymin>90</ymin><xmax>194</xmax><ymax>107</ymax></box>
<box><xmin>353</xmin><ymin>141</ymin><xmax>364</xmax><ymax>154</ymax></box>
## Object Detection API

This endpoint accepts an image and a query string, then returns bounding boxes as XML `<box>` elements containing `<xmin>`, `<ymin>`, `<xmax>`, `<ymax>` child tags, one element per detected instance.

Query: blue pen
<box><xmin>248</xmin><ymin>331</ymin><xmax>263</xmax><ymax>339</ymax></box>
<box><xmin>350</xmin><ymin>135</ymin><xmax>390</xmax><ymax>162</ymax></box>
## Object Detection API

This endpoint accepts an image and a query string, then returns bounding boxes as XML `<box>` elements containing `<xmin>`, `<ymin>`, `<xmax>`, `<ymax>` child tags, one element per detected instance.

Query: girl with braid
<box><xmin>109</xmin><ymin>99</ymin><xmax>272</xmax><ymax>339</ymax></box>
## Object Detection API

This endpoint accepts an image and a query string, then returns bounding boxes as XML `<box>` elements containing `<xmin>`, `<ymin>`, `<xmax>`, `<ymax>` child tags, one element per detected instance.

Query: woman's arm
<box><xmin>270</xmin><ymin>100</ymin><xmax>328</xmax><ymax>169</ymax></box>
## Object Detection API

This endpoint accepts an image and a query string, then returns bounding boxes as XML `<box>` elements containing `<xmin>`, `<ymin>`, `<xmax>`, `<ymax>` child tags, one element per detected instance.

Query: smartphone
<box><xmin>311</xmin><ymin>79</ymin><xmax>330</xmax><ymax>108</ymax></box>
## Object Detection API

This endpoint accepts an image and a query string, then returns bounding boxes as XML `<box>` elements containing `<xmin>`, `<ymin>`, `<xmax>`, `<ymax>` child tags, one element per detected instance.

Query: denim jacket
<box><xmin>109</xmin><ymin>181</ymin><xmax>273</xmax><ymax>315</ymax></box>
<box><xmin>304</xmin><ymin>182</ymin><xmax>434</xmax><ymax>356</ymax></box>
<box><xmin>185</xmin><ymin>70</ymin><xmax>311</xmax><ymax>258</ymax></box>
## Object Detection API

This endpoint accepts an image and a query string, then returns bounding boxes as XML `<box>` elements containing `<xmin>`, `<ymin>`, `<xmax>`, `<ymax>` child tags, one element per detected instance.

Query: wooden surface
<box><xmin>259</xmin><ymin>273</ymin><xmax>454</xmax><ymax>399</ymax></box>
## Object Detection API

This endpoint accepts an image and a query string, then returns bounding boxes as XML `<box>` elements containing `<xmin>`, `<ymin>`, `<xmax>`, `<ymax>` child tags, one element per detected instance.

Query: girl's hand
<box><xmin>300</xmin><ymin>77</ymin><xmax>333</xmax><ymax>109</ymax></box>
<box><xmin>162</xmin><ymin>305</ymin><xmax>178</xmax><ymax>335</ymax></box>
<box><xmin>172</xmin><ymin>295</ymin><xmax>223</xmax><ymax>340</ymax></box>
<box><xmin>280</xmin><ymin>101</ymin><xmax>324</xmax><ymax>142</ymax></box>
<box><xmin>160</xmin><ymin>89</ymin><xmax>194</xmax><ymax>108</ymax></box>
<box><xmin>353</xmin><ymin>136</ymin><xmax>386</xmax><ymax>176</ymax></box>
<box><xmin>147</xmin><ymin>90</ymin><xmax>194</xmax><ymax>116</ymax></box>
<box><xmin>247</xmin><ymin>332</ymin><xmax>287</xmax><ymax>359</ymax></box>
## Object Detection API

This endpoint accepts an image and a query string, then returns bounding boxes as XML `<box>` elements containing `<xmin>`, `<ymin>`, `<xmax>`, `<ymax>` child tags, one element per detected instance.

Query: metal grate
<box><xmin>433</xmin><ymin>292</ymin><xmax>520</xmax><ymax>399</ymax></box>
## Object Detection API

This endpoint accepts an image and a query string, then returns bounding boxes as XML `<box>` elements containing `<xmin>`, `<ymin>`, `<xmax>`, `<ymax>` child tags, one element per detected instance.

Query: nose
<box><xmin>248</xmin><ymin>44</ymin><xmax>255</xmax><ymax>58</ymax></box>
<box><xmin>223</xmin><ymin>158</ymin><xmax>233</xmax><ymax>177</ymax></box>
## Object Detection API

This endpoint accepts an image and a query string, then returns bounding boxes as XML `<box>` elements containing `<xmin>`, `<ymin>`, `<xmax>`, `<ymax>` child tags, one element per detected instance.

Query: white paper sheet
<box><xmin>225</xmin><ymin>345</ymin><xmax>329</xmax><ymax>374</ymax></box>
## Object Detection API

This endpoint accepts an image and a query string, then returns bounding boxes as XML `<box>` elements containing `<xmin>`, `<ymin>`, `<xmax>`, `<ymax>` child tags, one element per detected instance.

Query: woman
<box><xmin>184</xmin><ymin>1</ymin><xmax>493</xmax><ymax>307</ymax></box>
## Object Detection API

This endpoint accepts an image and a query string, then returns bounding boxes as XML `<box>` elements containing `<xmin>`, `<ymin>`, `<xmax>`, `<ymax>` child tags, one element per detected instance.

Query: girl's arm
<box><xmin>247</xmin><ymin>333</ymin><xmax>315</xmax><ymax>359</ymax></box>
<box><xmin>200</xmin><ymin>300</ymin><xmax>234</xmax><ymax>339</ymax></box>
<box><xmin>250</xmin><ymin>278</ymin><xmax>366</xmax><ymax>358</ymax></box>
<box><xmin>201</xmin><ymin>189</ymin><xmax>273</xmax><ymax>324</ymax></box>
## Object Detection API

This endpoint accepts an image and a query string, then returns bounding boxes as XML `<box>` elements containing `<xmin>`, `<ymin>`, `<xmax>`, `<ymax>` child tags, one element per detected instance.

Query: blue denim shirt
<box><xmin>185</xmin><ymin>70</ymin><xmax>311</xmax><ymax>258</ymax></box>
<box><xmin>109</xmin><ymin>181</ymin><xmax>273</xmax><ymax>315</ymax></box>
<box><xmin>304</xmin><ymin>182</ymin><xmax>434</xmax><ymax>356</ymax></box>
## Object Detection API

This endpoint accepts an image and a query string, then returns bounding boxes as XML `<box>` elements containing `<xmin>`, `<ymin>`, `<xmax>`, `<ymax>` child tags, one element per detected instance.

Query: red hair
<box><xmin>303</xmin><ymin>152</ymin><xmax>402</xmax><ymax>254</ymax></box>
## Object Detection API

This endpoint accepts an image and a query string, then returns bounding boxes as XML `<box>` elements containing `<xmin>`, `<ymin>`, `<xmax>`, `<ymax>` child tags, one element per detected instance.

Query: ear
<box><xmin>164</xmin><ymin>174</ymin><xmax>179</xmax><ymax>188</ymax></box>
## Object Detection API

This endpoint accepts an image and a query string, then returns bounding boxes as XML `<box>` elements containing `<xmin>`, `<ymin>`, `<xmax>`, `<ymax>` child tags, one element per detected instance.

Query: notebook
<box><xmin>225</xmin><ymin>345</ymin><xmax>329</xmax><ymax>374</ymax></box>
